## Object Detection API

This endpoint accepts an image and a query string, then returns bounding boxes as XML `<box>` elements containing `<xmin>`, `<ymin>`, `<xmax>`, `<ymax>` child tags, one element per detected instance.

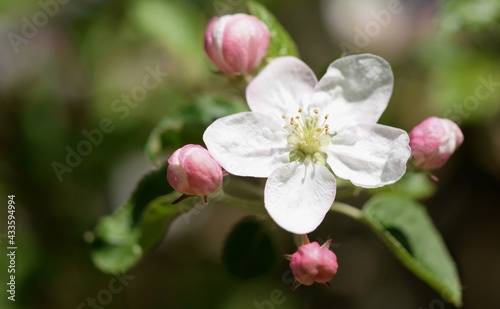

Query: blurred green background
<box><xmin>1</xmin><ymin>0</ymin><xmax>499</xmax><ymax>308</ymax></box>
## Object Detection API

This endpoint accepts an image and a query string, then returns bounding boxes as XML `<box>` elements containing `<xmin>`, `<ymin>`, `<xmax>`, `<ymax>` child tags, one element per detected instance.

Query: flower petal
<box><xmin>265</xmin><ymin>161</ymin><xmax>336</xmax><ymax>234</ymax></box>
<box><xmin>324</xmin><ymin>123</ymin><xmax>410</xmax><ymax>188</ymax></box>
<box><xmin>246</xmin><ymin>57</ymin><xmax>318</xmax><ymax>117</ymax></box>
<box><xmin>222</xmin><ymin>15</ymin><xmax>270</xmax><ymax>74</ymax></box>
<box><xmin>203</xmin><ymin>112</ymin><xmax>290</xmax><ymax>177</ymax></box>
<box><xmin>204</xmin><ymin>16</ymin><xmax>233</xmax><ymax>75</ymax></box>
<box><xmin>312</xmin><ymin>54</ymin><xmax>394</xmax><ymax>131</ymax></box>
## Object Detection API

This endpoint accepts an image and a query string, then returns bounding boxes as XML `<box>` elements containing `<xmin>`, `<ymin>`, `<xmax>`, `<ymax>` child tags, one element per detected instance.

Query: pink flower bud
<box><xmin>409</xmin><ymin>117</ymin><xmax>464</xmax><ymax>170</ymax></box>
<box><xmin>289</xmin><ymin>240</ymin><xmax>338</xmax><ymax>287</ymax></box>
<box><xmin>204</xmin><ymin>14</ymin><xmax>270</xmax><ymax>77</ymax></box>
<box><xmin>167</xmin><ymin>144</ymin><xmax>223</xmax><ymax>196</ymax></box>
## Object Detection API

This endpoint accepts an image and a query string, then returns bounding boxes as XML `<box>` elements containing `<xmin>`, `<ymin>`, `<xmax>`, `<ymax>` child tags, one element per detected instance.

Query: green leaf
<box><xmin>145</xmin><ymin>96</ymin><xmax>246</xmax><ymax>165</ymax></box>
<box><xmin>362</xmin><ymin>195</ymin><xmax>462</xmax><ymax>307</ymax></box>
<box><xmin>91</xmin><ymin>202</ymin><xmax>142</xmax><ymax>274</ymax></box>
<box><xmin>138</xmin><ymin>193</ymin><xmax>200</xmax><ymax>251</ymax></box>
<box><xmin>222</xmin><ymin>216</ymin><xmax>276</xmax><ymax>279</ymax></box>
<box><xmin>247</xmin><ymin>1</ymin><xmax>299</xmax><ymax>59</ymax></box>
<box><xmin>90</xmin><ymin>165</ymin><xmax>197</xmax><ymax>274</ymax></box>
<box><xmin>91</xmin><ymin>240</ymin><xmax>142</xmax><ymax>275</ymax></box>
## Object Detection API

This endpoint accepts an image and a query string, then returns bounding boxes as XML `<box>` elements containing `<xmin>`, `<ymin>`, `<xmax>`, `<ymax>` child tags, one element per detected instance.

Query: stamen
<box><xmin>281</xmin><ymin>107</ymin><xmax>332</xmax><ymax>157</ymax></box>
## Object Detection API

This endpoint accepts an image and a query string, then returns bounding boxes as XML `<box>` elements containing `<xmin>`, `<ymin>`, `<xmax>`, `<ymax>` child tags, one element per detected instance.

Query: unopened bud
<box><xmin>204</xmin><ymin>14</ymin><xmax>270</xmax><ymax>77</ymax></box>
<box><xmin>167</xmin><ymin>144</ymin><xmax>223</xmax><ymax>197</ymax></box>
<box><xmin>409</xmin><ymin>117</ymin><xmax>464</xmax><ymax>170</ymax></box>
<box><xmin>286</xmin><ymin>237</ymin><xmax>338</xmax><ymax>289</ymax></box>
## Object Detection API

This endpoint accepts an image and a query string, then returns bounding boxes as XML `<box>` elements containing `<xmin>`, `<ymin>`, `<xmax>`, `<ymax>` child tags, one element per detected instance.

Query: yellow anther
<box><xmin>282</xmin><ymin>107</ymin><xmax>331</xmax><ymax>155</ymax></box>
<box><xmin>325</xmin><ymin>114</ymin><xmax>329</xmax><ymax>119</ymax></box>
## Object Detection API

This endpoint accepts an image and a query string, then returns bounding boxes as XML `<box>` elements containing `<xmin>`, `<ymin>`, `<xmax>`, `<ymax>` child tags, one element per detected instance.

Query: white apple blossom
<box><xmin>203</xmin><ymin>54</ymin><xmax>411</xmax><ymax>234</ymax></box>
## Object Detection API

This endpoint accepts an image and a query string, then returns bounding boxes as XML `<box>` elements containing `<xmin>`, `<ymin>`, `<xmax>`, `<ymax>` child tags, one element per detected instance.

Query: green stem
<box><xmin>330</xmin><ymin>202</ymin><xmax>387</xmax><ymax>239</ymax></box>
<box><xmin>335</xmin><ymin>186</ymin><xmax>363</xmax><ymax>199</ymax></box>
<box><xmin>226</xmin><ymin>176</ymin><xmax>264</xmax><ymax>198</ymax></box>
<box><xmin>330</xmin><ymin>202</ymin><xmax>394</xmax><ymax>247</ymax></box>
<box><xmin>216</xmin><ymin>191</ymin><xmax>264</xmax><ymax>209</ymax></box>
<box><xmin>329</xmin><ymin>202</ymin><xmax>363</xmax><ymax>220</ymax></box>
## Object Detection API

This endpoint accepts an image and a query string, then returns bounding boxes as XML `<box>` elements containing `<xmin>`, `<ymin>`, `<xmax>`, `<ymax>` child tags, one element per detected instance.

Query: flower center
<box><xmin>282</xmin><ymin>108</ymin><xmax>331</xmax><ymax>164</ymax></box>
